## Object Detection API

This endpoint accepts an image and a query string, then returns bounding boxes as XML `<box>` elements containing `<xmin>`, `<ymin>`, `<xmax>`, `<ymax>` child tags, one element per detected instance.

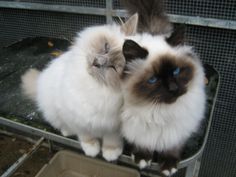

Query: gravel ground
<box><xmin>0</xmin><ymin>132</ymin><xmax>54</xmax><ymax>177</ymax></box>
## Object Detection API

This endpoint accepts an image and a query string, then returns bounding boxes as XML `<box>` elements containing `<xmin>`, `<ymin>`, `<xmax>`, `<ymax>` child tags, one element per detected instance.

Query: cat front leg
<box><xmin>160</xmin><ymin>157</ymin><xmax>178</xmax><ymax>177</ymax></box>
<box><xmin>131</xmin><ymin>146</ymin><xmax>153</xmax><ymax>169</ymax></box>
<box><xmin>102</xmin><ymin>133</ymin><xmax>123</xmax><ymax>161</ymax></box>
<box><xmin>79</xmin><ymin>134</ymin><xmax>100</xmax><ymax>157</ymax></box>
<box><xmin>158</xmin><ymin>148</ymin><xmax>180</xmax><ymax>177</ymax></box>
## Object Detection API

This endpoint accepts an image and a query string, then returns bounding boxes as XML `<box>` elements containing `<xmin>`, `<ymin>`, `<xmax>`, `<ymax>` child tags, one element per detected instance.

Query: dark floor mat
<box><xmin>0</xmin><ymin>37</ymin><xmax>71</xmax><ymax>131</ymax></box>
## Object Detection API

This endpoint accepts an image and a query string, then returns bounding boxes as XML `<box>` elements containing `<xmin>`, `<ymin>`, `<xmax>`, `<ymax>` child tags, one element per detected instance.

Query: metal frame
<box><xmin>1</xmin><ymin>137</ymin><xmax>44</xmax><ymax>177</ymax></box>
<box><xmin>0</xmin><ymin>1</ymin><xmax>235</xmax><ymax>30</ymax></box>
<box><xmin>106</xmin><ymin>0</ymin><xmax>113</xmax><ymax>24</ymax></box>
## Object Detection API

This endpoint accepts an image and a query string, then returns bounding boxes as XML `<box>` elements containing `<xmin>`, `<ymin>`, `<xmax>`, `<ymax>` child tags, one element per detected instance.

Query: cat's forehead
<box><xmin>91</xmin><ymin>31</ymin><xmax>120</xmax><ymax>44</ymax></box>
<box><xmin>151</xmin><ymin>54</ymin><xmax>194</xmax><ymax>72</ymax></box>
<box><xmin>85</xmin><ymin>33</ymin><xmax>122</xmax><ymax>54</ymax></box>
<box><xmin>81</xmin><ymin>25</ymin><xmax>124</xmax><ymax>45</ymax></box>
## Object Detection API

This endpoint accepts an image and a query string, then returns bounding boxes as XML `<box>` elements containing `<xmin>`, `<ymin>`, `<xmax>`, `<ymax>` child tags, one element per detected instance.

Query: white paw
<box><xmin>81</xmin><ymin>139</ymin><xmax>100</xmax><ymax>157</ymax></box>
<box><xmin>162</xmin><ymin>170</ymin><xmax>170</xmax><ymax>176</ymax></box>
<box><xmin>139</xmin><ymin>159</ymin><xmax>148</xmax><ymax>169</ymax></box>
<box><xmin>102</xmin><ymin>146</ymin><xmax>123</xmax><ymax>161</ymax></box>
<box><xmin>171</xmin><ymin>168</ymin><xmax>177</xmax><ymax>174</ymax></box>
<box><xmin>162</xmin><ymin>168</ymin><xmax>177</xmax><ymax>176</ymax></box>
<box><xmin>138</xmin><ymin>159</ymin><xmax>152</xmax><ymax>169</ymax></box>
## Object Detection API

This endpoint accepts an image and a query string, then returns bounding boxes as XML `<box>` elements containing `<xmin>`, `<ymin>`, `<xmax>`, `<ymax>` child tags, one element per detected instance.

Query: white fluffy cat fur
<box><xmin>21</xmin><ymin>14</ymin><xmax>138</xmax><ymax>161</ymax></box>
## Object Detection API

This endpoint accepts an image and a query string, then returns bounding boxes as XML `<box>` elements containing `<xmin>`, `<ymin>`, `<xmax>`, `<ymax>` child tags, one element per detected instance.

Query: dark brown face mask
<box><xmin>130</xmin><ymin>54</ymin><xmax>194</xmax><ymax>104</ymax></box>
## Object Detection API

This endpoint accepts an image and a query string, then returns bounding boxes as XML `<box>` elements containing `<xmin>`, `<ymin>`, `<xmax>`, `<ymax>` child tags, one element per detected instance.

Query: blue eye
<box><xmin>148</xmin><ymin>76</ymin><xmax>158</xmax><ymax>84</ymax></box>
<box><xmin>173</xmin><ymin>67</ymin><xmax>180</xmax><ymax>76</ymax></box>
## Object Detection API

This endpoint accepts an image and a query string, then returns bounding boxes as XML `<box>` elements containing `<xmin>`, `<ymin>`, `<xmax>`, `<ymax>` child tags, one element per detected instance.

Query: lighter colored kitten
<box><xmin>21</xmin><ymin>14</ymin><xmax>138</xmax><ymax>161</ymax></box>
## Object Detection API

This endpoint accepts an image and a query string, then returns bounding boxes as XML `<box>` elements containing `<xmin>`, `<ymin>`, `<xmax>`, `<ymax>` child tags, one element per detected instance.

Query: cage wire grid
<box><xmin>0</xmin><ymin>0</ymin><xmax>236</xmax><ymax>177</ymax></box>
<box><xmin>0</xmin><ymin>8</ymin><xmax>106</xmax><ymax>46</ymax></box>
<box><xmin>113</xmin><ymin>0</ymin><xmax>236</xmax><ymax>21</ymax></box>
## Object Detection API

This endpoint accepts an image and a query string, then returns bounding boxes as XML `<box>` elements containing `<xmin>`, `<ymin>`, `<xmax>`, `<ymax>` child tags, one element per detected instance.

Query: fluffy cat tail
<box><xmin>121</xmin><ymin>0</ymin><xmax>173</xmax><ymax>36</ymax></box>
<box><xmin>21</xmin><ymin>69</ymin><xmax>40</xmax><ymax>101</ymax></box>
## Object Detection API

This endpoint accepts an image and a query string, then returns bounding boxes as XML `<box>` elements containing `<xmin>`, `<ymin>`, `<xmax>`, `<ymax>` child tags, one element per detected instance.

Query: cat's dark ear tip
<box><xmin>123</xmin><ymin>39</ymin><xmax>137</xmax><ymax>48</ymax></box>
<box><xmin>122</xmin><ymin>39</ymin><xmax>138</xmax><ymax>56</ymax></box>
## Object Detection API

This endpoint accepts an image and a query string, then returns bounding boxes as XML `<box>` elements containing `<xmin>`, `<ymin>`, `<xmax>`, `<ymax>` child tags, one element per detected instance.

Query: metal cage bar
<box><xmin>0</xmin><ymin>1</ymin><xmax>235</xmax><ymax>30</ymax></box>
<box><xmin>0</xmin><ymin>137</ymin><xmax>44</xmax><ymax>177</ymax></box>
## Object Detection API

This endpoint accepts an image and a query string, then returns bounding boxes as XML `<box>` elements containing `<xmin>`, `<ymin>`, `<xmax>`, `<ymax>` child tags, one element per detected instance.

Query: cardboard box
<box><xmin>35</xmin><ymin>150</ymin><xmax>140</xmax><ymax>177</ymax></box>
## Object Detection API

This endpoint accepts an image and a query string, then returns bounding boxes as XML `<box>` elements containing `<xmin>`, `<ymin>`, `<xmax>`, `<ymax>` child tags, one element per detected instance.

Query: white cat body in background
<box><xmin>21</xmin><ymin>15</ymin><xmax>138</xmax><ymax>161</ymax></box>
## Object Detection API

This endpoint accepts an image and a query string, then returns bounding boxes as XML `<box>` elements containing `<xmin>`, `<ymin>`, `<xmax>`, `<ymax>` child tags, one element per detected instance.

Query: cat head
<box><xmin>122</xmin><ymin>27</ymin><xmax>203</xmax><ymax>104</ymax></box>
<box><xmin>76</xmin><ymin>14</ymin><xmax>138</xmax><ymax>89</ymax></box>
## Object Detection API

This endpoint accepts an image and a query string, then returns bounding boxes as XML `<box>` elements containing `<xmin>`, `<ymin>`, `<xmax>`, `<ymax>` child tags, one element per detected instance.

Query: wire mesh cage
<box><xmin>0</xmin><ymin>0</ymin><xmax>235</xmax><ymax>177</ymax></box>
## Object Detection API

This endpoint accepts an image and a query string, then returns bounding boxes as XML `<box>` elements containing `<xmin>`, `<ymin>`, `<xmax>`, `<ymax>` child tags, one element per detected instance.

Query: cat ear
<box><xmin>121</xmin><ymin>13</ymin><xmax>138</xmax><ymax>35</ymax></box>
<box><xmin>122</xmin><ymin>39</ymin><xmax>148</xmax><ymax>62</ymax></box>
<box><xmin>166</xmin><ymin>25</ymin><xmax>185</xmax><ymax>46</ymax></box>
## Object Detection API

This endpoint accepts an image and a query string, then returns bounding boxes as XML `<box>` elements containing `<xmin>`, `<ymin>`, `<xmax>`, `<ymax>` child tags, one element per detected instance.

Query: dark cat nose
<box><xmin>168</xmin><ymin>82</ymin><xmax>178</xmax><ymax>92</ymax></box>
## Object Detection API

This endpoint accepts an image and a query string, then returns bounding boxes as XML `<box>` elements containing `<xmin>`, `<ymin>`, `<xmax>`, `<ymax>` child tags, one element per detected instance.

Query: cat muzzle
<box><xmin>93</xmin><ymin>57</ymin><xmax>106</xmax><ymax>68</ymax></box>
<box><xmin>93</xmin><ymin>57</ymin><xmax>117</xmax><ymax>72</ymax></box>
<box><xmin>168</xmin><ymin>82</ymin><xmax>178</xmax><ymax>92</ymax></box>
